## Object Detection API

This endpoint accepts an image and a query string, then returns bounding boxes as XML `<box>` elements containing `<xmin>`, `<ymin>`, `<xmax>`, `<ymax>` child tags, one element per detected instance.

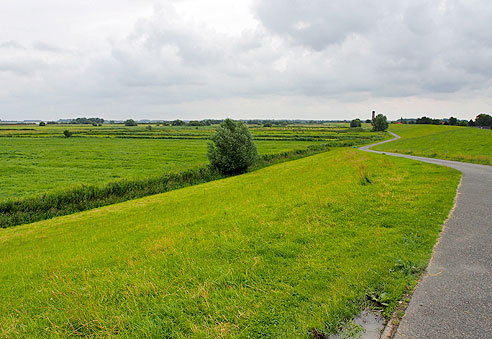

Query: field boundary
<box><xmin>0</xmin><ymin>143</ymin><xmax>332</xmax><ymax>228</ymax></box>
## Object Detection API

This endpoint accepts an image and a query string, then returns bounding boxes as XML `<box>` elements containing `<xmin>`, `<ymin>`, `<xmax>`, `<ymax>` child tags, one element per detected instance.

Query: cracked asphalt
<box><xmin>360</xmin><ymin>132</ymin><xmax>492</xmax><ymax>339</ymax></box>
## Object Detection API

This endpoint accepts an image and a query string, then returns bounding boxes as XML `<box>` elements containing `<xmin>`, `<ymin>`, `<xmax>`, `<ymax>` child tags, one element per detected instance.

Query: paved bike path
<box><xmin>360</xmin><ymin>132</ymin><xmax>492</xmax><ymax>338</ymax></box>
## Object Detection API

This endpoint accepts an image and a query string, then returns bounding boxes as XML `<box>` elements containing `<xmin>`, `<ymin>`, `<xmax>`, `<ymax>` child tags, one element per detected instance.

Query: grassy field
<box><xmin>0</xmin><ymin>123</ymin><xmax>378</xmax><ymax>142</ymax></box>
<box><xmin>0</xmin><ymin>124</ymin><xmax>386</xmax><ymax>201</ymax></box>
<box><xmin>373</xmin><ymin>124</ymin><xmax>492</xmax><ymax>165</ymax></box>
<box><xmin>0</xmin><ymin>148</ymin><xmax>460</xmax><ymax>338</ymax></box>
<box><xmin>0</xmin><ymin>138</ymin><xmax>320</xmax><ymax>201</ymax></box>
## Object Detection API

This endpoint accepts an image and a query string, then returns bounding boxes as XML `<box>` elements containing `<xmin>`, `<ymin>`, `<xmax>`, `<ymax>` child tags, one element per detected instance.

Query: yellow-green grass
<box><xmin>373</xmin><ymin>124</ymin><xmax>492</xmax><ymax>165</ymax></box>
<box><xmin>0</xmin><ymin>149</ymin><xmax>460</xmax><ymax>338</ymax></box>
<box><xmin>0</xmin><ymin>138</ymin><xmax>322</xmax><ymax>201</ymax></box>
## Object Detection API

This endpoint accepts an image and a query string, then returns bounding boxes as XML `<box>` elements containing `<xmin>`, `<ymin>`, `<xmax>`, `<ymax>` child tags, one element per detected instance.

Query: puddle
<box><xmin>329</xmin><ymin>309</ymin><xmax>386</xmax><ymax>339</ymax></box>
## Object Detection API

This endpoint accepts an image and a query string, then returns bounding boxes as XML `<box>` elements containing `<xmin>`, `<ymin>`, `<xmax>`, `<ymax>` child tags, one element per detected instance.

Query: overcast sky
<box><xmin>1</xmin><ymin>0</ymin><xmax>491</xmax><ymax>121</ymax></box>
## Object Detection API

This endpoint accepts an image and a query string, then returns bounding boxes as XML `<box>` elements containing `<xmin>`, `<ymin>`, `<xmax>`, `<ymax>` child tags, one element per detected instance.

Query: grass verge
<box><xmin>0</xmin><ymin>148</ymin><xmax>460</xmax><ymax>337</ymax></box>
<box><xmin>373</xmin><ymin>125</ymin><xmax>492</xmax><ymax>165</ymax></box>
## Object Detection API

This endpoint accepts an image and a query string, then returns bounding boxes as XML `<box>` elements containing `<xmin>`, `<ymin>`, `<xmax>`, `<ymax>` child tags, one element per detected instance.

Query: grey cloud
<box><xmin>1</xmin><ymin>0</ymin><xmax>492</xmax><ymax>120</ymax></box>
<box><xmin>253</xmin><ymin>0</ymin><xmax>391</xmax><ymax>50</ymax></box>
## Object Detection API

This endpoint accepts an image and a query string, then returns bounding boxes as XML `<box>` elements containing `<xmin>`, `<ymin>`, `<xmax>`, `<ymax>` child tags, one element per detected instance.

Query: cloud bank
<box><xmin>1</xmin><ymin>0</ymin><xmax>491</xmax><ymax>120</ymax></box>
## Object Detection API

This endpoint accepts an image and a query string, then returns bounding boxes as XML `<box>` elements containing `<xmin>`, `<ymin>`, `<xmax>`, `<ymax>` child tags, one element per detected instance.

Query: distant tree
<box><xmin>39</xmin><ymin>121</ymin><xmax>46</xmax><ymax>126</ymax></box>
<box><xmin>63</xmin><ymin>130</ymin><xmax>72</xmax><ymax>138</ymax></box>
<box><xmin>146</xmin><ymin>125</ymin><xmax>152</xmax><ymax>131</ymax></box>
<box><xmin>124</xmin><ymin>119</ymin><xmax>138</xmax><ymax>126</ymax></box>
<box><xmin>171</xmin><ymin>119</ymin><xmax>186</xmax><ymax>126</ymax></box>
<box><xmin>365</xmin><ymin>119</ymin><xmax>372</xmax><ymax>124</ymax></box>
<box><xmin>188</xmin><ymin>120</ymin><xmax>205</xmax><ymax>126</ymax></box>
<box><xmin>207</xmin><ymin>118</ymin><xmax>257</xmax><ymax>174</ymax></box>
<box><xmin>449</xmin><ymin>117</ymin><xmax>458</xmax><ymax>125</ymax></box>
<box><xmin>458</xmin><ymin>120</ymin><xmax>468</xmax><ymax>126</ymax></box>
<box><xmin>475</xmin><ymin>113</ymin><xmax>492</xmax><ymax>127</ymax></box>
<box><xmin>350</xmin><ymin>119</ymin><xmax>362</xmax><ymax>128</ymax></box>
<box><xmin>416</xmin><ymin>116</ymin><xmax>433</xmax><ymax>124</ymax></box>
<box><xmin>71</xmin><ymin>117</ymin><xmax>104</xmax><ymax>124</ymax></box>
<box><xmin>263</xmin><ymin>122</ymin><xmax>273</xmax><ymax>127</ymax></box>
<box><xmin>372</xmin><ymin>114</ymin><xmax>389</xmax><ymax>132</ymax></box>
<box><xmin>468</xmin><ymin>119</ymin><xmax>475</xmax><ymax>127</ymax></box>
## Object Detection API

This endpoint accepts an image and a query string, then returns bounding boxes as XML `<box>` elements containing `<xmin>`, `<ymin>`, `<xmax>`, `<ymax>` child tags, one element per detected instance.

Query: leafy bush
<box><xmin>350</xmin><ymin>119</ymin><xmax>362</xmax><ymax>128</ymax></box>
<box><xmin>207</xmin><ymin>119</ymin><xmax>258</xmax><ymax>174</ymax></box>
<box><xmin>372</xmin><ymin>114</ymin><xmax>389</xmax><ymax>132</ymax></box>
<box><xmin>63</xmin><ymin>130</ymin><xmax>72</xmax><ymax>138</ymax></box>
<box><xmin>39</xmin><ymin>121</ymin><xmax>46</xmax><ymax>126</ymax></box>
<box><xmin>125</xmin><ymin>119</ymin><xmax>138</xmax><ymax>126</ymax></box>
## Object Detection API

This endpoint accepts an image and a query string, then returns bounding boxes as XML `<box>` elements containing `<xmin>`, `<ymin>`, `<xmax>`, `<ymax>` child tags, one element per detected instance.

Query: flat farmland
<box><xmin>0</xmin><ymin>124</ymin><xmax>385</xmax><ymax>201</ymax></box>
<box><xmin>0</xmin><ymin>137</ymin><xmax>320</xmax><ymax>201</ymax></box>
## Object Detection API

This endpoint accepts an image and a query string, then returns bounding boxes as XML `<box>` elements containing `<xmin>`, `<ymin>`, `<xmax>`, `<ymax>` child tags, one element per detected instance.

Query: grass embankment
<box><xmin>0</xmin><ymin>144</ymin><xmax>332</xmax><ymax>228</ymax></box>
<box><xmin>0</xmin><ymin>149</ymin><xmax>460</xmax><ymax>338</ymax></box>
<box><xmin>373</xmin><ymin>125</ymin><xmax>492</xmax><ymax>165</ymax></box>
<box><xmin>0</xmin><ymin>138</ymin><xmax>322</xmax><ymax>200</ymax></box>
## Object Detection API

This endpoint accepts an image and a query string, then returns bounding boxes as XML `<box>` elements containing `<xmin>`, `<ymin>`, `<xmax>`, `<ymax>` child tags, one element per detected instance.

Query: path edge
<box><xmin>359</xmin><ymin>131</ymin><xmax>464</xmax><ymax>339</ymax></box>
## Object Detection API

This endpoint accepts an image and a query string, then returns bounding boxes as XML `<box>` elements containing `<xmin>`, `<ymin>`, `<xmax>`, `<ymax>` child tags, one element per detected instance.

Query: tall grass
<box><xmin>0</xmin><ymin>144</ymin><xmax>331</xmax><ymax>228</ymax></box>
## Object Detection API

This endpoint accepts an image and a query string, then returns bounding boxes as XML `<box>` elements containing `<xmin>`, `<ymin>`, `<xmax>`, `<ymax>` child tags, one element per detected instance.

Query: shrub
<box><xmin>372</xmin><ymin>114</ymin><xmax>389</xmax><ymax>132</ymax></box>
<box><xmin>350</xmin><ymin>119</ymin><xmax>362</xmax><ymax>128</ymax></box>
<box><xmin>207</xmin><ymin>118</ymin><xmax>258</xmax><ymax>174</ymax></box>
<box><xmin>63</xmin><ymin>130</ymin><xmax>72</xmax><ymax>138</ymax></box>
<box><xmin>125</xmin><ymin>119</ymin><xmax>138</xmax><ymax>126</ymax></box>
<box><xmin>39</xmin><ymin>121</ymin><xmax>46</xmax><ymax>126</ymax></box>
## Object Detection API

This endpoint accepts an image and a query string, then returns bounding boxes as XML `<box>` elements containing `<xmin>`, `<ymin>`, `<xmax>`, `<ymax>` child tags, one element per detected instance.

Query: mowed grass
<box><xmin>373</xmin><ymin>124</ymin><xmax>492</xmax><ymax>165</ymax></box>
<box><xmin>0</xmin><ymin>137</ymin><xmax>321</xmax><ymax>200</ymax></box>
<box><xmin>0</xmin><ymin>149</ymin><xmax>460</xmax><ymax>338</ymax></box>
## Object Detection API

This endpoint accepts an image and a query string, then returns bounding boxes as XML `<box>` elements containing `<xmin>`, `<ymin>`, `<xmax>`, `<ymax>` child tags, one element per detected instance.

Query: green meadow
<box><xmin>0</xmin><ymin>148</ymin><xmax>460</xmax><ymax>338</ymax></box>
<box><xmin>373</xmin><ymin>124</ymin><xmax>492</xmax><ymax>165</ymax></box>
<box><xmin>0</xmin><ymin>124</ymin><xmax>385</xmax><ymax>201</ymax></box>
<box><xmin>0</xmin><ymin>137</ymin><xmax>320</xmax><ymax>201</ymax></box>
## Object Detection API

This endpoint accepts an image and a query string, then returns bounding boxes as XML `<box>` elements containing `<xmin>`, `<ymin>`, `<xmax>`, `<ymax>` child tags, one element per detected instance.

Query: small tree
<box><xmin>449</xmin><ymin>117</ymin><xmax>458</xmax><ymax>125</ymax></box>
<box><xmin>124</xmin><ymin>119</ymin><xmax>138</xmax><ymax>126</ymax></box>
<box><xmin>39</xmin><ymin>121</ymin><xmax>46</xmax><ymax>126</ymax></box>
<box><xmin>207</xmin><ymin>118</ymin><xmax>257</xmax><ymax>174</ymax></box>
<box><xmin>372</xmin><ymin>114</ymin><xmax>389</xmax><ymax>132</ymax></box>
<box><xmin>350</xmin><ymin>119</ymin><xmax>362</xmax><ymax>128</ymax></box>
<box><xmin>63</xmin><ymin>130</ymin><xmax>72</xmax><ymax>138</ymax></box>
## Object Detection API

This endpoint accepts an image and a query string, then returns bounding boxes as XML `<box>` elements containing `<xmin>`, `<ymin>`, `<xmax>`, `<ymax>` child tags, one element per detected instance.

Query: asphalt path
<box><xmin>360</xmin><ymin>132</ymin><xmax>492</xmax><ymax>339</ymax></box>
